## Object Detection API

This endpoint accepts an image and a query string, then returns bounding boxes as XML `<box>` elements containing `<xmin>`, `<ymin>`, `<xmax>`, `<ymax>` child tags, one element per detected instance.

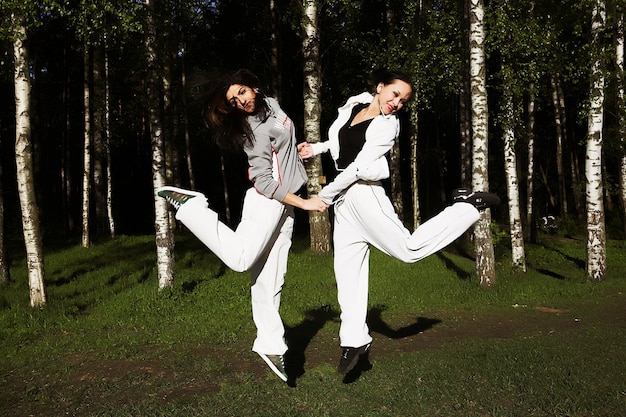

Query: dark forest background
<box><xmin>1</xmin><ymin>0</ymin><xmax>623</xmax><ymax>243</ymax></box>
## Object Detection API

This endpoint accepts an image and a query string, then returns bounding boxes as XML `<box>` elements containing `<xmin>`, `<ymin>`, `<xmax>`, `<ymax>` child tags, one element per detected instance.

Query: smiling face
<box><xmin>226</xmin><ymin>83</ymin><xmax>257</xmax><ymax>113</ymax></box>
<box><xmin>377</xmin><ymin>80</ymin><xmax>413</xmax><ymax>115</ymax></box>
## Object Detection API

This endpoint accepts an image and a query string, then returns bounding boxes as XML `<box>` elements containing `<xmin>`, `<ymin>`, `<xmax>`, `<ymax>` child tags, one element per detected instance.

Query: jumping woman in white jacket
<box><xmin>298</xmin><ymin>69</ymin><xmax>499</xmax><ymax>375</ymax></box>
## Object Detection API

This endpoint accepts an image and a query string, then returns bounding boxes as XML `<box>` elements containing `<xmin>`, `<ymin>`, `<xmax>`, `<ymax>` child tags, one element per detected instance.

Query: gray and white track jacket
<box><xmin>245</xmin><ymin>97</ymin><xmax>308</xmax><ymax>202</ymax></box>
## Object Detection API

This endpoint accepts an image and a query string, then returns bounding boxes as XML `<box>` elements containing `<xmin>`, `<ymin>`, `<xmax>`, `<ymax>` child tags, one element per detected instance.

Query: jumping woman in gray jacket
<box><xmin>158</xmin><ymin>69</ymin><xmax>327</xmax><ymax>383</ymax></box>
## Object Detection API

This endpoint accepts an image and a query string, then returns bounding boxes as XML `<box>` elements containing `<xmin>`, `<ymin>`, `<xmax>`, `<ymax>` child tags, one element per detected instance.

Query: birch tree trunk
<box><xmin>585</xmin><ymin>0</ymin><xmax>607</xmax><ymax>281</ymax></box>
<box><xmin>385</xmin><ymin>4</ymin><xmax>403</xmax><ymax>220</ymax></box>
<box><xmin>144</xmin><ymin>0</ymin><xmax>175</xmax><ymax>289</ymax></box>
<box><xmin>469</xmin><ymin>0</ymin><xmax>496</xmax><ymax>287</ymax></box>
<box><xmin>390</xmin><ymin>135</ymin><xmax>403</xmax><ymax>221</ymax></box>
<box><xmin>302</xmin><ymin>0</ymin><xmax>331</xmax><ymax>253</ymax></box>
<box><xmin>269</xmin><ymin>0</ymin><xmax>281</xmax><ymax>101</ymax></box>
<box><xmin>104</xmin><ymin>37</ymin><xmax>115</xmax><ymax>238</ymax></box>
<box><xmin>526</xmin><ymin>80</ymin><xmax>536</xmax><ymax>240</ymax></box>
<box><xmin>410</xmin><ymin>104</ymin><xmax>421</xmax><ymax>228</ymax></box>
<box><xmin>410</xmin><ymin>0</ymin><xmax>423</xmax><ymax>230</ymax></box>
<box><xmin>503</xmin><ymin>89</ymin><xmax>526</xmax><ymax>271</ymax></box>
<box><xmin>81</xmin><ymin>42</ymin><xmax>91</xmax><ymax>248</ymax></box>
<box><xmin>616</xmin><ymin>9</ymin><xmax>626</xmax><ymax>238</ymax></box>
<box><xmin>13</xmin><ymin>12</ymin><xmax>46</xmax><ymax>307</ymax></box>
<box><xmin>459</xmin><ymin>78</ymin><xmax>472</xmax><ymax>188</ymax></box>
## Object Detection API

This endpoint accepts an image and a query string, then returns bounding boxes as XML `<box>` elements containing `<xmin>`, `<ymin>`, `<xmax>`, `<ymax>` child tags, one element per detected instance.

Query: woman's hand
<box><xmin>301</xmin><ymin>196</ymin><xmax>329</xmax><ymax>213</ymax></box>
<box><xmin>282</xmin><ymin>192</ymin><xmax>328</xmax><ymax>212</ymax></box>
<box><xmin>297</xmin><ymin>142</ymin><xmax>313</xmax><ymax>160</ymax></box>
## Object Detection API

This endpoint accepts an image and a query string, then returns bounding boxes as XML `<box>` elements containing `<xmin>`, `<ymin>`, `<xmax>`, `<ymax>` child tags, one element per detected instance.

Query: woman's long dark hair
<box><xmin>368</xmin><ymin>68</ymin><xmax>413</xmax><ymax>91</ymax></box>
<box><xmin>189</xmin><ymin>69</ymin><xmax>269</xmax><ymax>153</ymax></box>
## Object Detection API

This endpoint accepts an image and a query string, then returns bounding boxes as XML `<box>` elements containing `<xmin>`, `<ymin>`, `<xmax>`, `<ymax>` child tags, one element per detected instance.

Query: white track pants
<box><xmin>333</xmin><ymin>182</ymin><xmax>480</xmax><ymax>347</ymax></box>
<box><xmin>175</xmin><ymin>188</ymin><xmax>293</xmax><ymax>355</ymax></box>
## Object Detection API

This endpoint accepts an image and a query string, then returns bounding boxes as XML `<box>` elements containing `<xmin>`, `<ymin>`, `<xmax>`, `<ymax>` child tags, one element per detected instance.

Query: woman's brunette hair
<box><xmin>368</xmin><ymin>68</ymin><xmax>413</xmax><ymax>91</ymax></box>
<box><xmin>189</xmin><ymin>69</ymin><xmax>269</xmax><ymax>153</ymax></box>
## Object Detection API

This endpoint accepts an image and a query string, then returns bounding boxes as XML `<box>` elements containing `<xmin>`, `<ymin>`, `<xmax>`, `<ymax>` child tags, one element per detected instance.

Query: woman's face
<box><xmin>226</xmin><ymin>83</ymin><xmax>257</xmax><ymax>113</ymax></box>
<box><xmin>377</xmin><ymin>80</ymin><xmax>412</xmax><ymax>115</ymax></box>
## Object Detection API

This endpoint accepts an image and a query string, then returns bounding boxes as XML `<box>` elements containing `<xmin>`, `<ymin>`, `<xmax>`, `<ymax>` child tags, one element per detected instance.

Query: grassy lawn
<box><xmin>1</xmin><ymin>231</ymin><xmax>624</xmax><ymax>416</ymax></box>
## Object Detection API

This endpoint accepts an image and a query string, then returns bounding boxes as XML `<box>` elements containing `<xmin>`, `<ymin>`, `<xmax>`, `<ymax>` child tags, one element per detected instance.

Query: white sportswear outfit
<box><xmin>309</xmin><ymin>92</ymin><xmax>481</xmax><ymax>348</ymax></box>
<box><xmin>175</xmin><ymin>97</ymin><xmax>307</xmax><ymax>356</ymax></box>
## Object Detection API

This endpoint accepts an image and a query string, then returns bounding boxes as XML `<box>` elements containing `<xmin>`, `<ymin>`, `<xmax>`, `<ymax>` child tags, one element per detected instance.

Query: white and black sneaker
<box><xmin>258</xmin><ymin>353</ymin><xmax>288</xmax><ymax>382</ymax></box>
<box><xmin>452</xmin><ymin>188</ymin><xmax>500</xmax><ymax>210</ymax></box>
<box><xmin>157</xmin><ymin>186</ymin><xmax>204</xmax><ymax>210</ymax></box>
<box><xmin>337</xmin><ymin>343</ymin><xmax>371</xmax><ymax>374</ymax></box>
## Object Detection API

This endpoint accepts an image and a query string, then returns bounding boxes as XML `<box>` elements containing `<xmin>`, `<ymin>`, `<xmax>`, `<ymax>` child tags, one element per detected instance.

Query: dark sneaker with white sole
<box><xmin>452</xmin><ymin>188</ymin><xmax>500</xmax><ymax>210</ymax></box>
<box><xmin>157</xmin><ymin>186</ymin><xmax>204</xmax><ymax>210</ymax></box>
<box><xmin>337</xmin><ymin>343</ymin><xmax>371</xmax><ymax>374</ymax></box>
<box><xmin>258</xmin><ymin>353</ymin><xmax>288</xmax><ymax>382</ymax></box>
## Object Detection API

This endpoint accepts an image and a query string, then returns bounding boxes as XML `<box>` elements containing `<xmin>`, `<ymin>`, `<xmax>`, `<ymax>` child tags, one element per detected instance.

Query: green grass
<box><xmin>1</xmin><ymin>232</ymin><xmax>625</xmax><ymax>416</ymax></box>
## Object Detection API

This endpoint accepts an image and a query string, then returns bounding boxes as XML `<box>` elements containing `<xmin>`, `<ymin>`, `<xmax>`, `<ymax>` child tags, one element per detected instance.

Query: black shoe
<box><xmin>157</xmin><ymin>186</ymin><xmax>204</xmax><ymax>210</ymax></box>
<box><xmin>452</xmin><ymin>188</ymin><xmax>500</xmax><ymax>210</ymax></box>
<box><xmin>337</xmin><ymin>343</ymin><xmax>371</xmax><ymax>374</ymax></box>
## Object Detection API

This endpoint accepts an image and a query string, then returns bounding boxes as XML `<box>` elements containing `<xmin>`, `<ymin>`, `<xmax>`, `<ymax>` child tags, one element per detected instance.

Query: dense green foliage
<box><xmin>0</xmin><ymin>0</ymin><xmax>624</xmax><ymax>238</ymax></box>
<box><xmin>1</xmin><ymin>232</ymin><xmax>625</xmax><ymax>415</ymax></box>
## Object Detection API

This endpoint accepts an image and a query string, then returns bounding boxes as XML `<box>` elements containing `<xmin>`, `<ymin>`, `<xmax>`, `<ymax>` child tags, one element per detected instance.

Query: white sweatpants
<box><xmin>333</xmin><ymin>182</ymin><xmax>480</xmax><ymax>347</ymax></box>
<box><xmin>175</xmin><ymin>188</ymin><xmax>293</xmax><ymax>355</ymax></box>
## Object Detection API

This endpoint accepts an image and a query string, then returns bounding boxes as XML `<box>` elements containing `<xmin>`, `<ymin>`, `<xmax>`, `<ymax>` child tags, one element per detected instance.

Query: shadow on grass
<box><xmin>534</xmin><ymin>268</ymin><xmax>566</xmax><ymax>280</ymax></box>
<box><xmin>525</xmin><ymin>241</ymin><xmax>585</xmax><ymax>280</ymax></box>
<box><xmin>543</xmin><ymin>244</ymin><xmax>586</xmax><ymax>269</ymax></box>
<box><xmin>368</xmin><ymin>305</ymin><xmax>442</xmax><ymax>339</ymax></box>
<box><xmin>340</xmin><ymin>307</ymin><xmax>441</xmax><ymax>384</ymax></box>
<box><xmin>181</xmin><ymin>263</ymin><xmax>227</xmax><ymax>292</ymax></box>
<box><xmin>284</xmin><ymin>305</ymin><xmax>339</xmax><ymax>386</ymax></box>
<box><xmin>436</xmin><ymin>251</ymin><xmax>474</xmax><ymax>281</ymax></box>
<box><xmin>284</xmin><ymin>304</ymin><xmax>442</xmax><ymax>385</ymax></box>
